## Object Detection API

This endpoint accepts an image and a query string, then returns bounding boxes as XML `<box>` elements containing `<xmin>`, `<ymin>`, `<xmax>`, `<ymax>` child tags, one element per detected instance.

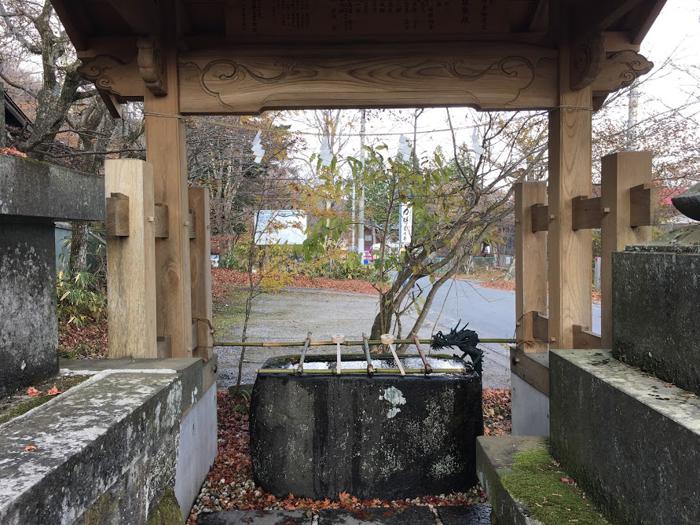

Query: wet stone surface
<box><xmin>250</xmin><ymin>355</ymin><xmax>483</xmax><ymax>500</ymax></box>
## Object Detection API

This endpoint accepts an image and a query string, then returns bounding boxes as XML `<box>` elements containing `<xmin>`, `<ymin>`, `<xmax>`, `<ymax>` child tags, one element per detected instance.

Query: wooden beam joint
<box><xmin>629</xmin><ymin>183</ymin><xmax>654</xmax><ymax>227</ymax></box>
<box><xmin>573</xmin><ymin>325</ymin><xmax>603</xmax><ymax>349</ymax></box>
<box><xmin>106</xmin><ymin>192</ymin><xmax>129</xmax><ymax>237</ymax></box>
<box><xmin>154</xmin><ymin>203</ymin><xmax>169</xmax><ymax>238</ymax></box>
<box><xmin>572</xmin><ymin>195</ymin><xmax>609</xmax><ymax>230</ymax></box>
<box><xmin>530</xmin><ymin>203</ymin><xmax>552</xmax><ymax>233</ymax></box>
<box><xmin>521</xmin><ymin>311</ymin><xmax>552</xmax><ymax>345</ymax></box>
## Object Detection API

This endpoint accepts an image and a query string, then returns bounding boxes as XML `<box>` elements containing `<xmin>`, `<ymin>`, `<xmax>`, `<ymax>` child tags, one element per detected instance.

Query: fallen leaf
<box><xmin>47</xmin><ymin>385</ymin><xmax>61</xmax><ymax>396</ymax></box>
<box><xmin>24</xmin><ymin>444</ymin><xmax>38</xmax><ymax>452</ymax></box>
<box><xmin>26</xmin><ymin>387</ymin><xmax>41</xmax><ymax>397</ymax></box>
<box><xmin>560</xmin><ymin>476</ymin><xmax>576</xmax><ymax>485</ymax></box>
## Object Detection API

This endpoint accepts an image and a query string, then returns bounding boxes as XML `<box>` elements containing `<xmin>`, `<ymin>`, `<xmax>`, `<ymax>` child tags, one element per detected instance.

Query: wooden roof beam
<box><xmin>106</xmin><ymin>0</ymin><xmax>159</xmax><ymax>36</ymax></box>
<box><xmin>50</xmin><ymin>0</ymin><xmax>90</xmax><ymax>51</ymax></box>
<box><xmin>573</xmin><ymin>0</ymin><xmax>644</xmax><ymax>40</ymax></box>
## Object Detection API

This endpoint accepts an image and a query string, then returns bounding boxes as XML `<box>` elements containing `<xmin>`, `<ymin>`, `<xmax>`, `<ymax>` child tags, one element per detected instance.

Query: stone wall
<box><xmin>613</xmin><ymin>242</ymin><xmax>700</xmax><ymax>394</ymax></box>
<box><xmin>0</xmin><ymin>155</ymin><xmax>103</xmax><ymax>396</ymax></box>
<box><xmin>0</xmin><ymin>220</ymin><xmax>57</xmax><ymax>397</ymax></box>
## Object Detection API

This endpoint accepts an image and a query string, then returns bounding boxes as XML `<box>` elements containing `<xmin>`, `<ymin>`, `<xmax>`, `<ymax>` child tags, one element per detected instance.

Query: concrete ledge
<box><xmin>0</xmin><ymin>371</ymin><xmax>182</xmax><ymax>524</ymax></box>
<box><xmin>477</xmin><ymin>436</ymin><xmax>544</xmax><ymax>525</ymax></box>
<box><xmin>550</xmin><ymin>350</ymin><xmax>700</xmax><ymax>525</ymax></box>
<box><xmin>59</xmin><ymin>357</ymin><xmax>219</xmax><ymax>517</ymax></box>
<box><xmin>0</xmin><ymin>155</ymin><xmax>104</xmax><ymax>221</ymax></box>
<box><xmin>477</xmin><ymin>435</ymin><xmax>609</xmax><ymax>525</ymax></box>
<box><xmin>60</xmin><ymin>355</ymin><xmax>218</xmax><ymax>416</ymax></box>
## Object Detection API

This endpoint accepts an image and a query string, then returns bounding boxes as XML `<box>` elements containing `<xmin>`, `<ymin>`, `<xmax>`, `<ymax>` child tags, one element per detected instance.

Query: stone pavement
<box><xmin>198</xmin><ymin>504</ymin><xmax>491</xmax><ymax>524</ymax></box>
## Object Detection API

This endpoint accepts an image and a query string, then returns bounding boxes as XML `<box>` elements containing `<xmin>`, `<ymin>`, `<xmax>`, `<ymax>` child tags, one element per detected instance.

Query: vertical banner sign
<box><xmin>399</xmin><ymin>203</ymin><xmax>413</xmax><ymax>248</ymax></box>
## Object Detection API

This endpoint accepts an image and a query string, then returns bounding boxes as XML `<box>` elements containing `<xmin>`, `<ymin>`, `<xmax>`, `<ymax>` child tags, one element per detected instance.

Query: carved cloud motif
<box><xmin>188</xmin><ymin>54</ymin><xmax>539</xmax><ymax>112</ymax></box>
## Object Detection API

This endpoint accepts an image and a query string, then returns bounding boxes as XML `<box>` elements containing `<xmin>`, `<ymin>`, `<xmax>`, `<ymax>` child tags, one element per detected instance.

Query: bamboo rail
<box><xmin>215</xmin><ymin>337</ymin><xmax>515</xmax><ymax>348</ymax></box>
<box><xmin>258</xmin><ymin>367</ymin><xmax>466</xmax><ymax>375</ymax></box>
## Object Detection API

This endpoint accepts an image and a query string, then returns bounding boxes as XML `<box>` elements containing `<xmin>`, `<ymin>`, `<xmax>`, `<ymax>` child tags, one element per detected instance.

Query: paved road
<box><xmin>214</xmin><ymin>280</ymin><xmax>601</xmax><ymax>390</ymax></box>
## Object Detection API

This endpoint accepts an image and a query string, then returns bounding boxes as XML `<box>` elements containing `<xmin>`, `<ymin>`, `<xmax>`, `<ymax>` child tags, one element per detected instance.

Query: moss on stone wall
<box><xmin>501</xmin><ymin>445</ymin><xmax>610</xmax><ymax>525</ymax></box>
<box><xmin>147</xmin><ymin>489</ymin><xmax>183</xmax><ymax>525</ymax></box>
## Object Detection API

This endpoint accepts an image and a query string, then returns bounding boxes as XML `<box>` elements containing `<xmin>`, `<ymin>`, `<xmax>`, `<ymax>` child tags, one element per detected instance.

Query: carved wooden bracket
<box><xmin>591</xmin><ymin>50</ymin><xmax>652</xmax><ymax>95</ymax></box>
<box><xmin>137</xmin><ymin>37</ymin><xmax>167</xmax><ymax>96</ymax></box>
<box><xmin>106</xmin><ymin>192</ymin><xmax>129</xmax><ymax>237</ymax></box>
<box><xmin>570</xmin><ymin>34</ymin><xmax>605</xmax><ymax>91</ymax></box>
<box><xmin>530</xmin><ymin>203</ymin><xmax>552</xmax><ymax>233</ymax></box>
<box><xmin>572</xmin><ymin>195</ymin><xmax>610</xmax><ymax>230</ymax></box>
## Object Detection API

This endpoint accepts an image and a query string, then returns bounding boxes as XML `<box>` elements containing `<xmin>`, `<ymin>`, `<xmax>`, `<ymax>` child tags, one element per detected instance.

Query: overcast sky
<box><xmin>283</xmin><ymin>0</ymin><xmax>700</xmax><ymax>170</ymax></box>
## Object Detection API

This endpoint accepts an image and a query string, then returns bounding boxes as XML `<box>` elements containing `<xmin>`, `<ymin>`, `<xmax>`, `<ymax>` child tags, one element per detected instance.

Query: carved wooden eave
<box><xmin>56</xmin><ymin>0</ymin><xmax>666</xmax><ymax>117</ymax></box>
<box><xmin>178</xmin><ymin>44</ymin><xmax>559</xmax><ymax>114</ymax></box>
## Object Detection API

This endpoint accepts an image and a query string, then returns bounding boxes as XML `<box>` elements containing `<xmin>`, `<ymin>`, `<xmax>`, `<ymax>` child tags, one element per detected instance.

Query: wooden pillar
<box><xmin>547</xmin><ymin>44</ymin><xmax>593</xmax><ymax>349</ymax></box>
<box><xmin>144</xmin><ymin>44</ymin><xmax>193</xmax><ymax>357</ymax></box>
<box><xmin>600</xmin><ymin>151</ymin><xmax>653</xmax><ymax>347</ymax></box>
<box><xmin>105</xmin><ymin>159</ymin><xmax>157</xmax><ymax>358</ymax></box>
<box><xmin>189</xmin><ymin>187</ymin><xmax>214</xmax><ymax>360</ymax></box>
<box><xmin>515</xmin><ymin>181</ymin><xmax>548</xmax><ymax>351</ymax></box>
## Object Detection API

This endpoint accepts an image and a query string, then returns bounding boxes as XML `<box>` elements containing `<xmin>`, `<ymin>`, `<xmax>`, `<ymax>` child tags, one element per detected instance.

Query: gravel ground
<box><xmin>214</xmin><ymin>287</ymin><xmax>512</xmax><ymax>389</ymax></box>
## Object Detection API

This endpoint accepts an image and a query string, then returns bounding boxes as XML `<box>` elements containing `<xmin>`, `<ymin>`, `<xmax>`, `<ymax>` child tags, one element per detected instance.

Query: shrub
<box><xmin>56</xmin><ymin>271</ymin><xmax>106</xmax><ymax>326</ymax></box>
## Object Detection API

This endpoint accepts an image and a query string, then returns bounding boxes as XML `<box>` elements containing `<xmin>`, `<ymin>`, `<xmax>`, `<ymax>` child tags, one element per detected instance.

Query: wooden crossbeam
<box><xmin>572</xmin><ymin>325</ymin><xmax>602</xmax><ymax>349</ymax></box>
<box><xmin>630</xmin><ymin>183</ymin><xmax>654</xmax><ymax>227</ymax></box>
<box><xmin>572</xmin><ymin>195</ymin><xmax>609</xmax><ymax>230</ymax></box>
<box><xmin>531</xmin><ymin>203</ymin><xmax>551</xmax><ymax>233</ymax></box>
<box><xmin>510</xmin><ymin>347</ymin><xmax>549</xmax><ymax>395</ymax></box>
<box><xmin>106</xmin><ymin>193</ymin><xmax>129</xmax><ymax>237</ymax></box>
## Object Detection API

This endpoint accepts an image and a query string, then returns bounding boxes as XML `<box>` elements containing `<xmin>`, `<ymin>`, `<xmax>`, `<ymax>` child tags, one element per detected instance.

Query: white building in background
<box><xmin>255</xmin><ymin>210</ymin><xmax>307</xmax><ymax>245</ymax></box>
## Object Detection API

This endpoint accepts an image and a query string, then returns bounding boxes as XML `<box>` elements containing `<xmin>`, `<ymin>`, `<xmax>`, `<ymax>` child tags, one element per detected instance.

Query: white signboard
<box><xmin>255</xmin><ymin>210</ymin><xmax>307</xmax><ymax>245</ymax></box>
<box><xmin>399</xmin><ymin>203</ymin><xmax>413</xmax><ymax>248</ymax></box>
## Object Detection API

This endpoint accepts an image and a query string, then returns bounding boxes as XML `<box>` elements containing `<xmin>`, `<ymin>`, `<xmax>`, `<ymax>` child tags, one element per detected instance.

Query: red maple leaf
<box><xmin>26</xmin><ymin>387</ymin><xmax>41</xmax><ymax>397</ymax></box>
<box><xmin>47</xmin><ymin>385</ymin><xmax>61</xmax><ymax>396</ymax></box>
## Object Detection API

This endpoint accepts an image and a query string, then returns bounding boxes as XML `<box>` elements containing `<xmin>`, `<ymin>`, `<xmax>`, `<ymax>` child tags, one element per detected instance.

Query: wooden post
<box><xmin>515</xmin><ymin>182</ymin><xmax>548</xmax><ymax>351</ymax></box>
<box><xmin>105</xmin><ymin>159</ymin><xmax>157</xmax><ymax>358</ymax></box>
<box><xmin>189</xmin><ymin>187</ymin><xmax>213</xmax><ymax>360</ymax></box>
<box><xmin>600</xmin><ymin>151</ymin><xmax>653</xmax><ymax>347</ymax></box>
<box><xmin>144</xmin><ymin>36</ymin><xmax>193</xmax><ymax>357</ymax></box>
<box><xmin>547</xmin><ymin>42</ymin><xmax>593</xmax><ymax>349</ymax></box>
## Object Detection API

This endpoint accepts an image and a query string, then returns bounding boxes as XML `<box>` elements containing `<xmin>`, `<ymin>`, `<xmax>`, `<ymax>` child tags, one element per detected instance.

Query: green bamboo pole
<box><xmin>257</xmin><ymin>367</ymin><xmax>467</xmax><ymax>375</ymax></box>
<box><xmin>215</xmin><ymin>337</ymin><xmax>515</xmax><ymax>347</ymax></box>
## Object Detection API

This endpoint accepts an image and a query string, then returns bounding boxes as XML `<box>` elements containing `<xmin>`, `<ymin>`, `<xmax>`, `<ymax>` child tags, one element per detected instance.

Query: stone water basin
<box><xmin>250</xmin><ymin>354</ymin><xmax>483</xmax><ymax>500</ymax></box>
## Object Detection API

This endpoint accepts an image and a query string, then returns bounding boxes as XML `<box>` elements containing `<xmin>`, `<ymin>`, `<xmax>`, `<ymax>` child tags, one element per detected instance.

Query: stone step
<box><xmin>550</xmin><ymin>349</ymin><xmax>700</xmax><ymax>525</ymax></box>
<box><xmin>476</xmin><ymin>436</ymin><xmax>610</xmax><ymax>525</ymax></box>
<box><xmin>197</xmin><ymin>505</ymin><xmax>491</xmax><ymax>524</ymax></box>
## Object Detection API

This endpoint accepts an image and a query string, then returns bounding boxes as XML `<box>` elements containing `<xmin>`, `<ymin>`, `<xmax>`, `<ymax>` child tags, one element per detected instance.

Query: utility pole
<box><xmin>357</xmin><ymin>108</ymin><xmax>366</xmax><ymax>256</ymax></box>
